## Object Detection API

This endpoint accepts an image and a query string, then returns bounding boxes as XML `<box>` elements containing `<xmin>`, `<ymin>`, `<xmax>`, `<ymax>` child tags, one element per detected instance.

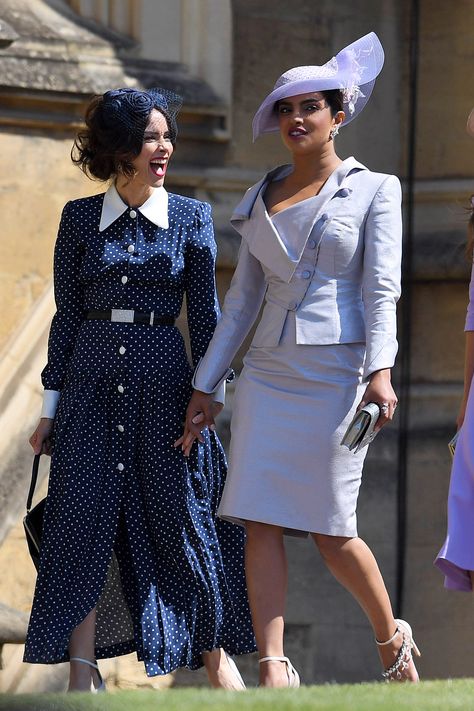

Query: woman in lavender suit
<box><xmin>178</xmin><ymin>33</ymin><xmax>421</xmax><ymax>684</ymax></box>
<box><xmin>436</xmin><ymin>108</ymin><xmax>474</xmax><ymax>591</ymax></box>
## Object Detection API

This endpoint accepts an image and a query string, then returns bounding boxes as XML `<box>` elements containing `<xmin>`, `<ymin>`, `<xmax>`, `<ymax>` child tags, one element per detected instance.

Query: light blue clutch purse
<box><xmin>341</xmin><ymin>402</ymin><xmax>381</xmax><ymax>453</ymax></box>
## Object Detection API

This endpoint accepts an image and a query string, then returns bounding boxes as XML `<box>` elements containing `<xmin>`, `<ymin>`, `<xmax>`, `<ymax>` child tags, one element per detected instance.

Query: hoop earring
<box><xmin>329</xmin><ymin>125</ymin><xmax>340</xmax><ymax>140</ymax></box>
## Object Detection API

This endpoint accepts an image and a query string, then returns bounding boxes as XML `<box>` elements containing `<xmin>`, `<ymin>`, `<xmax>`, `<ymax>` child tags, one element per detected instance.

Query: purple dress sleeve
<box><xmin>465</xmin><ymin>261</ymin><xmax>474</xmax><ymax>331</ymax></box>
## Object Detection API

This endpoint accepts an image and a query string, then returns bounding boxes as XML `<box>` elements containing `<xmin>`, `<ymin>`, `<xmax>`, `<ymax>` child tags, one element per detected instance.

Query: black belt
<box><xmin>86</xmin><ymin>309</ymin><xmax>176</xmax><ymax>326</ymax></box>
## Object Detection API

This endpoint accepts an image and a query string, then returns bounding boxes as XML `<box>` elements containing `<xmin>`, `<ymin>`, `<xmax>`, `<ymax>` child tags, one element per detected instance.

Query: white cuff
<box><xmin>192</xmin><ymin>362</ymin><xmax>233</xmax><ymax>395</ymax></box>
<box><xmin>41</xmin><ymin>389</ymin><xmax>60</xmax><ymax>419</ymax></box>
<box><xmin>213</xmin><ymin>380</ymin><xmax>226</xmax><ymax>405</ymax></box>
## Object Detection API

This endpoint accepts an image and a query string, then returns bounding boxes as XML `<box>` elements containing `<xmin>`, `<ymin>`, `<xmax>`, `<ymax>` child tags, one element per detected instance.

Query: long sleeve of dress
<box><xmin>362</xmin><ymin>175</ymin><xmax>402</xmax><ymax>379</ymax></box>
<box><xmin>192</xmin><ymin>238</ymin><xmax>267</xmax><ymax>393</ymax></box>
<box><xmin>184</xmin><ymin>203</ymin><xmax>227</xmax><ymax>401</ymax></box>
<box><xmin>464</xmin><ymin>262</ymin><xmax>474</xmax><ymax>331</ymax></box>
<box><xmin>41</xmin><ymin>202</ymin><xmax>85</xmax><ymax>410</ymax></box>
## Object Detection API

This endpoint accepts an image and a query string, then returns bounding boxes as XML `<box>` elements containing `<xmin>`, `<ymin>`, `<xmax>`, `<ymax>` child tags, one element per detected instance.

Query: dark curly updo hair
<box><xmin>71</xmin><ymin>87</ymin><xmax>183</xmax><ymax>181</ymax></box>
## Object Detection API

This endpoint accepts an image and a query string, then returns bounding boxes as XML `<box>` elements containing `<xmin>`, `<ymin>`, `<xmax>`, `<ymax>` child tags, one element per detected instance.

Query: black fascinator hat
<box><xmin>72</xmin><ymin>87</ymin><xmax>183</xmax><ymax>181</ymax></box>
<box><xmin>101</xmin><ymin>87</ymin><xmax>183</xmax><ymax>152</ymax></box>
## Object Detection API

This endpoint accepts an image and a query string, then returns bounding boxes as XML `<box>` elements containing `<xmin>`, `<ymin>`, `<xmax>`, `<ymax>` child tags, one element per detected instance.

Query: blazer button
<box><xmin>302</xmin><ymin>270</ymin><xmax>311</xmax><ymax>279</ymax></box>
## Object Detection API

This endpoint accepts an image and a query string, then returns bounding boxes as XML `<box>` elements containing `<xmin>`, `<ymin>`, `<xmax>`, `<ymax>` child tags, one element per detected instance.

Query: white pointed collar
<box><xmin>99</xmin><ymin>183</ymin><xmax>169</xmax><ymax>232</ymax></box>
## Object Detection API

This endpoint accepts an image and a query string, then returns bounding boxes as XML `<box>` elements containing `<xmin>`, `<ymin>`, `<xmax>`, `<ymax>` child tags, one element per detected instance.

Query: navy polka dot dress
<box><xmin>24</xmin><ymin>190</ymin><xmax>256</xmax><ymax>674</ymax></box>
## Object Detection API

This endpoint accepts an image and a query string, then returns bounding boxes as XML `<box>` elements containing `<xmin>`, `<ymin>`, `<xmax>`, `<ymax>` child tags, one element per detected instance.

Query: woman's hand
<box><xmin>174</xmin><ymin>390</ymin><xmax>224</xmax><ymax>457</ymax></box>
<box><xmin>29</xmin><ymin>418</ymin><xmax>54</xmax><ymax>455</ymax></box>
<box><xmin>357</xmin><ymin>368</ymin><xmax>398</xmax><ymax>432</ymax></box>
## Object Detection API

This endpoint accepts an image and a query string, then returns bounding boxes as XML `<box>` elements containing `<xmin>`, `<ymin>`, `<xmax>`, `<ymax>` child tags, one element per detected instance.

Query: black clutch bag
<box><xmin>340</xmin><ymin>402</ymin><xmax>381</xmax><ymax>453</ymax></box>
<box><xmin>23</xmin><ymin>454</ymin><xmax>46</xmax><ymax>571</ymax></box>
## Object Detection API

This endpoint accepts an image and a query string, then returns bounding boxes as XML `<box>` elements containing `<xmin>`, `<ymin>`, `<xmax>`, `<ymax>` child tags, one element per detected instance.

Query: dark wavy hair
<box><xmin>71</xmin><ymin>88</ymin><xmax>182</xmax><ymax>181</ymax></box>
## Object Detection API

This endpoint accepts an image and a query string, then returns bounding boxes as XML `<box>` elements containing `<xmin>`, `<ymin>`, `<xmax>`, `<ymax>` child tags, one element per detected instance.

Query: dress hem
<box><xmin>218</xmin><ymin>511</ymin><xmax>358</xmax><ymax>539</ymax></box>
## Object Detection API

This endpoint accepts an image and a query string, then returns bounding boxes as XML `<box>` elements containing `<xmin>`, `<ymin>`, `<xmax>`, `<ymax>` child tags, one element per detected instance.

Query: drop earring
<box><xmin>329</xmin><ymin>124</ymin><xmax>340</xmax><ymax>140</ymax></box>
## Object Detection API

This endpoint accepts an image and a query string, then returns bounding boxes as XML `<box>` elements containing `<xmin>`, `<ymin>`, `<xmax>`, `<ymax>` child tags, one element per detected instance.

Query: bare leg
<box><xmin>68</xmin><ymin>608</ymin><xmax>98</xmax><ymax>692</ymax></box>
<box><xmin>312</xmin><ymin>534</ymin><xmax>418</xmax><ymax>681</ymax></box>
<box><xmin>245</xmin><ymin>521</ymin><xmax>289</xmax><ymax>688</ymax></box>
<box><xmin>202</xmin><ymin>648</ymin><xmax>244</xmax><ymax>690</ymax></box>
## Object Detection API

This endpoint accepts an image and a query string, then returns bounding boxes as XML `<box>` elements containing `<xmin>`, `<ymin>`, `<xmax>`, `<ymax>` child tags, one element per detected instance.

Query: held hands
<box><xmin>29</xmin><ymin>418</ymin><xmax>54</xmax><ymax>455</ymax></box>
<box><xmin>357</xmin><ymin>368</ymin><xmax>398</xmax><ymax>432</ymax></box>
<box><xmin>174</xmin><ymin>390</ymin><xmax>224</xmax><ymax>457</ymax></box>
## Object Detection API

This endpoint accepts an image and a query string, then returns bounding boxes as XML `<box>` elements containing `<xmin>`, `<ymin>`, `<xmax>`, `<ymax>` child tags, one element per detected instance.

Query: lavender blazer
<box><xmin>194</xmin><ymin>157</ymin><xmax>402</xmax><ymax>393</ymax></box>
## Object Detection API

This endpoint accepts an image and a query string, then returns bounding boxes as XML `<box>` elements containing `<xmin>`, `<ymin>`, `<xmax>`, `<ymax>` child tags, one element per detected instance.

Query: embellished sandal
<box><xmin>70</xmin><ymin>656</ymin><xmax>106</xmax><ymax>692</ymax></box>
<box><xmin>376</xmin><ymin>619</ymin><xmax>421</xmax><ymax>682</ymax></box>
<box><xmin>259</xmin><ymin>655</ymin><xmax>300</xmax><ymax>688</ymax></box>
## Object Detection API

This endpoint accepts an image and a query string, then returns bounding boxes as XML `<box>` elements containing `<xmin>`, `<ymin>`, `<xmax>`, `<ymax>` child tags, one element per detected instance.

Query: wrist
<box><xmin>368</xmin><ymin>368</ymin><xmax>391</xmax><ymax>383</ymax></box>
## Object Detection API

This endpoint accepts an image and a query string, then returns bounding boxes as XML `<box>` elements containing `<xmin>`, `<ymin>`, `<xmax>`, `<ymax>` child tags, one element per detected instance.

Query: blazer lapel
<box><xmin>230</xmin><ymin>158</ymin><xmax>368</xmax><ymax>283</ymax></box>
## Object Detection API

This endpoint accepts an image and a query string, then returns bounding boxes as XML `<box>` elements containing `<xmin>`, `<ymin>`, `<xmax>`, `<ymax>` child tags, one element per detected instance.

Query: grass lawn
<box><xmin>0</xmin><ymin>680</ymin><xmax>472</xmax><ymax>711</ymax></box>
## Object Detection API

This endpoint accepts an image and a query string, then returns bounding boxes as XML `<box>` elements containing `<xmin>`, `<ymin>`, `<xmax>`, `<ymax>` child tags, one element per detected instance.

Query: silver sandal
<box><xmin>376</xmin><ymin>619</ymin><xmax>421</xmax><ymax>682</ymax></box>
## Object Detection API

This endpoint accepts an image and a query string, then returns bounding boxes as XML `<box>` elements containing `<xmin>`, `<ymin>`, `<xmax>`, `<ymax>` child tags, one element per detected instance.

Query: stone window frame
<box><xmin>65</xmin><ymin>0</ymin><xmax>232</xmax><ymax>106</ymax></box>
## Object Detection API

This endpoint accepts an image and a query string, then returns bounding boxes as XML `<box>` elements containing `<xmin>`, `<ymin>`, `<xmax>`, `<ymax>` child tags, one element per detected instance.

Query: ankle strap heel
<box><xmin>259</xmin><ymin>655</ymin><xmax>300</xmax><ymax>688</ymax></box>
<box><xmin>70</xmin><ymin>657</ymin><xmax>106</xmax><ymax>692</ymax></box>
<box><xmin>375</xmin><ymin>619</ymin><xmax>421</xmax><ymax>682</ymax></box>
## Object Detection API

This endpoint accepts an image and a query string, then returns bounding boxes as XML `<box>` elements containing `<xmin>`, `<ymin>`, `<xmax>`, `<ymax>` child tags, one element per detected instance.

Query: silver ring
<box><xmin>380</xmin><ymin>403</ymin><xmax>389</xmax><ymax>413</ymax></box>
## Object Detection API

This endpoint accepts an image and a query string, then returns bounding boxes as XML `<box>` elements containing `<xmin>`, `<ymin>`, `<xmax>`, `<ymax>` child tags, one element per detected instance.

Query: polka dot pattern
<box><xmin>24</xmin><ymin>193</ymin><xmax>256</xmax><ymax>674</ymax></box>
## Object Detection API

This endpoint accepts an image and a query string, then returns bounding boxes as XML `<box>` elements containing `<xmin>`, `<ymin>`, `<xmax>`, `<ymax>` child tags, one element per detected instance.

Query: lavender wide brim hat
<box><xmin>252</xmin><ymin>31</ymin><xmax>384</xmax><ymax>141</ymax></box>
<box><xmin>467</xmin><ymin>108</ymin><xmax>474</xmax><ymax>137</ymax></box>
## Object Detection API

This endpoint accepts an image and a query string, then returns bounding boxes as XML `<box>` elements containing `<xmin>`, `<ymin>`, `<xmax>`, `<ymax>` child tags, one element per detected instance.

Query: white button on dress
<box><xmin>117</xmin><ymin>385</ymin><xmax>124</xmax><ymax>394</ymax></box>
<box><xmin>121</xmin><ymin>275</ymin><xmax>128</xmax><ymax>284</ymax></box>
<box><xmin>127</xmin><ymin>244</ymin><xmax>135</xmax><ymax>253</ymax></box>
<box><xmin>129</xmin><ymin>210</ymin><xmax>137</xmax><ymax>218</ymax></box>
<box><xmin>117</xmin><ymin>424</ymin><xmax>124</xmax><ymax>432</ymax></box>
<box><xmin>117</xmin><ymin>463</ymin><xmax>125</xmax><ymax>472</ymax></box>
<box><xmin>119</xmin><ymin>346</ymin><xmax>126</xmax><ymax>355</ymax></box>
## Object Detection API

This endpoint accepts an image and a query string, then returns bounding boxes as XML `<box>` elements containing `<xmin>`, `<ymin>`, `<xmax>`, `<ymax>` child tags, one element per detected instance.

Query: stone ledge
<box><xmin>0</xmin><ymin>0</ymin><xmax>229</xmax><ymax>139</ymax></box>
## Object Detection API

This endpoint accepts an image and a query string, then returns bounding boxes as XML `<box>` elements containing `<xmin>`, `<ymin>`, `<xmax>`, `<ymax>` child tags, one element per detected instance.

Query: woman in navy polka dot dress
<box><xmin>25</xmin><ymin>88</ymin><xmax>255</xmax><ymax>692</ymax></box>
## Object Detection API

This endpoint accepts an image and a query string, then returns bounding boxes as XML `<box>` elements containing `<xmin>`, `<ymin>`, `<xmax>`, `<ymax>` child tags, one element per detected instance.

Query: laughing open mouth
<box><xmin>150</xmin><ymin>159</ymin><xmax>167</xmax><ymax>177</ymax></box>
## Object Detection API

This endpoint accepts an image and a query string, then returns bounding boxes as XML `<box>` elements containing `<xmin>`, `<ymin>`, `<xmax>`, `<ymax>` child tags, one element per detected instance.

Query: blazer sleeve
<box><xmin>192</xmin><ymin>238</ymin><xmax>267</xmax><ymax>393</ymax></box>
<box><xmin>41</xmin><ymin>202</ymin><xmax>85</xmax><ymax>415</ymax></box>
<box><xmin>465</xmin><ymin>261</ymin><xmax>474</xmax><ymax>331</ymax></box>
<box><xmin>362</xmin><ymin>175</ymin><xmax>402</xmax><ymax>379</ymax></box>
